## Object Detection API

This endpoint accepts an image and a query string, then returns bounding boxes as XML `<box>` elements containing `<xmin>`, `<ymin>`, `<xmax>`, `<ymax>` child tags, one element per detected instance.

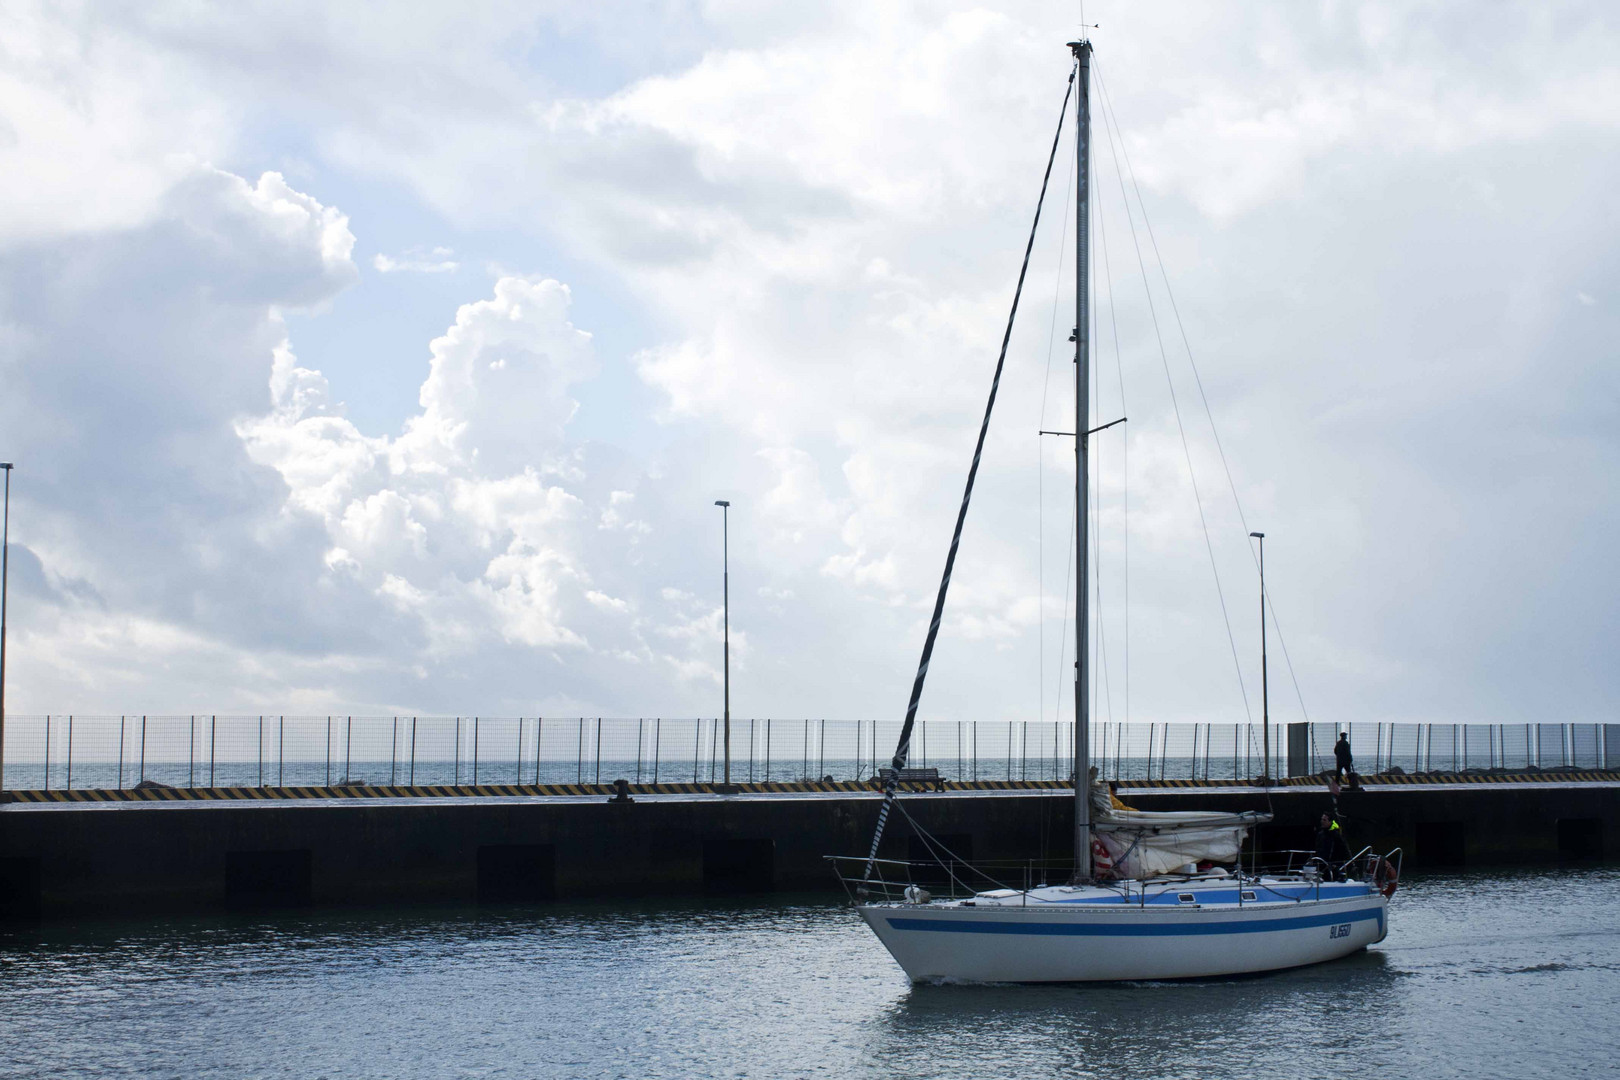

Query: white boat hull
<box><xmin>860</xmin><ymin>887</ymin><xmax>1388</xmax><ymax>983</ymax></box>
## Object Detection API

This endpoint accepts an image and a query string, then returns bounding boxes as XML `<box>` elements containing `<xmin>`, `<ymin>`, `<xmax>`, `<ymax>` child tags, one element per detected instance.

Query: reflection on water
<box><xmin>2</xmin><ymin>867</ymin><xmax>1616</xmax><ymax>1079</ymax></box>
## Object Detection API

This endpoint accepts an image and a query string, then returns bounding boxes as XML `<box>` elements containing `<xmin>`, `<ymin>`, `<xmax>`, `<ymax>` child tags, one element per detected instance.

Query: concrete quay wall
<box><xmin>1</xmin><ymin>782</ymin><xmax>1615</xmax><ymax>918</ymax></box>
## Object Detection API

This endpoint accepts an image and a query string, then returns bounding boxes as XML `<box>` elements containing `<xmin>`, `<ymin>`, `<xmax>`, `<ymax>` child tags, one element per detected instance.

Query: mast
<box><xmin>1070</xmin><ymin>38</ymin><xmax>1093</xmax><ymax>883</ymax></box>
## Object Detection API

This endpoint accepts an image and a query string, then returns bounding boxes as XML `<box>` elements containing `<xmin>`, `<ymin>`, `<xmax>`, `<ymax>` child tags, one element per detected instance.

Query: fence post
<box><xmin>636</xmin><ymin>718</ymin><xmax>644</xmax><ymax>784</ymax></box>
<box><xmin>474</xmin><ymin>717</ymin><xmax>481</xmax><ymax>786</ymax></box>
<box><xmin>139</xmin><ymin>715</ymin><xmax>147</xmax><ymax>784</ymax></box>
<box><xmin>67</xmin><ymin>715</ymin><xmax>74</xmax><ymax>790</ymax></box>
<box><xmin>694</xmin><ymin>717</ymin><xmax>701</xmax><ymax>783</ymax></box>
<box><xmin>117</xmin><ymin>716</ymin><xmax>125</xmax><ymax>789</ymax></box>
<box><xmin>257</xmin><ymin>716</ymin><xmax>264</xmax><ymax>787</ymax></box>
<box><xmin>344</xmin><ymin>717</ymin><xmax>352</xmax><ymax>784</ymax></box>
<box><xmin>209</xmin><ymin>716</ymin><xmax>216</xmax><ymax>787</ymax></box>
<box><xmin>595</xmin><ymin>718</ymin><xmax>602</xmax><ymax>787</ymax></box>
<box><xmin>518</xmin><ymin>717</ymin><xmax>525</xmax><ymax>785</ymax></box>
<box><xmin>325</xmin><ymin>716</ymin><xmax>331</xmax><ymax>787</ymax></box>
<box><xmin>278</xmin><ymin>715</ymin><xmax>284</xmax><ymax>787</ymax></box>
<box><xmin>409</xmin><ymin>716</ymin><xmax>417</xmax><ymax>786</ymax></box>
<box><xmin>44</xmin><ymin>715</ymin><xmax>51</xmax><ymax>789</ymax></box>
<box><xmin>390</xmin><ymin>717</ymin><xmax>397</xmax><ymax>786</ymax></box>
<box><xmin>187</xmin><ymin>715</ymin><xmax>193</xmax><ymax>788</ymax></box>
<box><xmin>654</xmin><ymin>718</ymin><xmax>661</xmax><ymax>784</ymax></box>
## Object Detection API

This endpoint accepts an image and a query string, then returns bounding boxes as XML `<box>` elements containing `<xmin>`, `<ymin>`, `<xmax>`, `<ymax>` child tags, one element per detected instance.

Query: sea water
<box><xmin>2</xmin><ymin>865</ymin><xmax>1616</xmax><ymax>1078</ymax></box>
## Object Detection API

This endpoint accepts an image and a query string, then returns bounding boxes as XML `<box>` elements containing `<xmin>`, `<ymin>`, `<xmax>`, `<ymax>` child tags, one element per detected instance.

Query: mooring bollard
<box><xmin>609</xmin><ymin>777</ymin><xmax>634</xmax><ymax>803</ymax></box>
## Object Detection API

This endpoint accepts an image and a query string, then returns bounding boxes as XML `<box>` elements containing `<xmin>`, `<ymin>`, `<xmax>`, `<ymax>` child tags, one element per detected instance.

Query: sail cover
<box><xmin>1090</xmin><ymin>785</ymin><xmax>1270</xmax><ymax>878</ymax></box>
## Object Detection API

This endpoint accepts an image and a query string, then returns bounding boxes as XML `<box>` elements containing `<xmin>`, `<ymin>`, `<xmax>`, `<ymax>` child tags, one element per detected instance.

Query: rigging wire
<box><xmin>1095</xmin><ymin>61</ymin><xmax>1253</xmax><ymax>724</ymax></box>
<box><xmin>1039</xmin><ymin>119</ymin><xmax>1076</xmax><ymax>730</ymax></box>
<box><xmin>1093</xmin><ymin>435</ymin><xmax>1114</xmax><ymax>727</ymax></box>
<box><xmin>1055</xmin><ymin>502</ymin><xmax>1075</xmax><ymax>725</ymax></box>
<box><xmin>1094</xmin><ymin>62</ymin><xmax>1312</xmax><ymax>725</ymax></box>
<box><xmin>1089</xmin><ymin>162</ymin><xmax>1115</xmax><ymax>732</ymax></box>
<box><xmin>1094</xmin><ymin>109</ymin><xmax>1130</xmax><ymax>727</ymax></box>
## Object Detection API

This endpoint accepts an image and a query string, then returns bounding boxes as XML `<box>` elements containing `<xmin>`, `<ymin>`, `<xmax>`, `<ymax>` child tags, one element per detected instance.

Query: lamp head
<box><xmin>1249</xmin><ymin>531</ymin><xmax>1264</xmax><ymax>539</ymax></box>
<box><xmin>0</xmin><ymin>463</ymin><xmax>12</xmax><ymax>470</ymax></box>
<box><xmin>714</xmin><ymin>500</ymin><xmax>730</xmax><ymax>508</ymax></box>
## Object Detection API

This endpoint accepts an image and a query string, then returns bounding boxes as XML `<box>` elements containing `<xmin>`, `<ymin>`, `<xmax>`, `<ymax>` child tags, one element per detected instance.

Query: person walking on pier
<box><xmin>1334</xmin><ymin>733</ymin><xmax>1358</xmax><ymax>788</ymax></box>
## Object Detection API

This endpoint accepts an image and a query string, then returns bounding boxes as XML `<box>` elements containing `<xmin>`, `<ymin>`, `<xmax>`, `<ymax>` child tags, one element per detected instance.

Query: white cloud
<box><xmin>1</xmin><ymin>0</ymin><xmax>1617</xmax><ymax>730</ymax></box>
<box><xmin>395</xmin><ymin>276</ymin><xmax>594</xmax><ymax>472</ymax></box>
<box><xmin>373</xmin><ymin>247</ymin><xmax>459</xmax><ymax>273</ymax></box>
<box><xmin>585</xmin><ymin>589</ymin><xmax>629</xmax><ymax>613</ymax></box>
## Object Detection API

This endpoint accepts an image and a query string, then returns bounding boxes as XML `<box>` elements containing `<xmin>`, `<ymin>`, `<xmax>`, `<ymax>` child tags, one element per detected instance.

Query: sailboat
<box><xmin>832</xmin><ymin>40</ymin><xmax>1400</xmax><ymax>984</ymax></box>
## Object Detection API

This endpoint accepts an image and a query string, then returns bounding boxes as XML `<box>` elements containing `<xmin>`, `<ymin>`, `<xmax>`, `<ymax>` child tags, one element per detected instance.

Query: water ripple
<box><xmin>2</xmin><ymin>869</ymin><xmax>1618</xmax><ymax>1079</ymax></box>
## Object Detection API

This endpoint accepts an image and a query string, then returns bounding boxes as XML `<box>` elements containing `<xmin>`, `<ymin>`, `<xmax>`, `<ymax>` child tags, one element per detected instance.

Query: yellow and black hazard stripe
<box><xmin>4</xmin><ymin>770</ymin><xmax>1615</xmax><ymax>803</ymax></box>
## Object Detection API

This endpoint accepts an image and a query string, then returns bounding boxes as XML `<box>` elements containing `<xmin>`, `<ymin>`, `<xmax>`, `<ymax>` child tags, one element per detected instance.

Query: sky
<box><xmin>0</xmin><ymin>0</ymin><xmax>1615</xmax><ymax>728</ymax></box>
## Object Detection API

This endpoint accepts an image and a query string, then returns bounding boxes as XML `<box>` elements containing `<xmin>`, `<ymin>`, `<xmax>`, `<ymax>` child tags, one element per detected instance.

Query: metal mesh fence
<box><xmin>0</xmin><ymin>715</ymin><xmax>1613</xmax><ymax>791</ymax></box>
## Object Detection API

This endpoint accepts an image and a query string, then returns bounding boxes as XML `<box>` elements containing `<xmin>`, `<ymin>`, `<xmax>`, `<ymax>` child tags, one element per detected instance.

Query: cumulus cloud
<box><xmin>1</xmin><ymin>0</ymin><xmax>1616</xmax><ymax>732</ymax></box>
<box><xmin>0</xmin><ymin>159</ymin><xmax>374</xmax><ymax>705</ymax></box>
<box><xmin>240</xmin><ymin>274</ymin><xmax>606</xmax><ymax>660</ymax></box>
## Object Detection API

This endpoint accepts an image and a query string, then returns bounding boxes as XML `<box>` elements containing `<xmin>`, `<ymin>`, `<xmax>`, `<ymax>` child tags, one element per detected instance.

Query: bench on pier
<box><xmin>878</xmin><ymin>767</ymin><xmax>947</xmax><ymax>791</ymax></box>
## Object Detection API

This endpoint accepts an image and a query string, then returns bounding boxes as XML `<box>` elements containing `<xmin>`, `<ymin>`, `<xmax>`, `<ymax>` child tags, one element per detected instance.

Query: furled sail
<box><xmin>1089</xmin><ymin>780</ymin><xmax>1270</xmax><ymax>879</ymax></box>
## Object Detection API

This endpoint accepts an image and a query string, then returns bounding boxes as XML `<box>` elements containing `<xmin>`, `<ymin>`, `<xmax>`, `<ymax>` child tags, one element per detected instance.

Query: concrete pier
<box><xmin>2</xmin><ymin>778</ymin><xmax>1616</xmax><ymax>919</ymax></box>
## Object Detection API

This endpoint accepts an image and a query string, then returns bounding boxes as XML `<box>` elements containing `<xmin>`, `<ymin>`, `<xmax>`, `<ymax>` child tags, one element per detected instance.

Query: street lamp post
<box><xmin>1</xmin><ymin>462</ymin><xmax>12</xmax><ymax>792</ymax></box>
<box><xmin>1250</xmin><ymin>531</ymin><xmax>1269</xmax><ymax>783</ymax></box>
<box><xmin>715</xmin><ymin>500</ymin><xmax>731</xmax><ymax>789</ymax></box>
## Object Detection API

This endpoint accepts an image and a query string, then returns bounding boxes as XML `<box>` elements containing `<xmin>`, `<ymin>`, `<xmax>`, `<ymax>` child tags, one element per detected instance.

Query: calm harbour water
<box><xmin>2</xmin><ymin>866</ymin><xmax>1617</xmax><ymax>1079</ymax></box>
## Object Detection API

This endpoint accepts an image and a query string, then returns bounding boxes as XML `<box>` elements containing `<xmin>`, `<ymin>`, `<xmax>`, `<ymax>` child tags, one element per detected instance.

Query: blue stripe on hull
<box><xmin>886</xmin><ymin>904</ymin><xmax>1383</xmax><ymax>937</ymax></box>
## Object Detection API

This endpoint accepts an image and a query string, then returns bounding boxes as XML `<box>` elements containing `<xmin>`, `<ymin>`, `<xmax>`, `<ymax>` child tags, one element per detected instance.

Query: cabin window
<box><xmin>1177</xmin><ymin>893</ymin><xmax>1196</xmax><ymax>904</ymax></box>
<box><xmin>1241</xmin><ymin>891</ymin><xmax>1257</xmax><ymax>901</ymax></box>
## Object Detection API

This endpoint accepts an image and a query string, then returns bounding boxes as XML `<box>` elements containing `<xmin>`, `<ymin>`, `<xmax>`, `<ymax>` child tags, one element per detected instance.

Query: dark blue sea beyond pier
<box><xmin>2</xmin><ymin>866</ymin><xmax>1616</xmax><ymax>1078</ymax></box>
